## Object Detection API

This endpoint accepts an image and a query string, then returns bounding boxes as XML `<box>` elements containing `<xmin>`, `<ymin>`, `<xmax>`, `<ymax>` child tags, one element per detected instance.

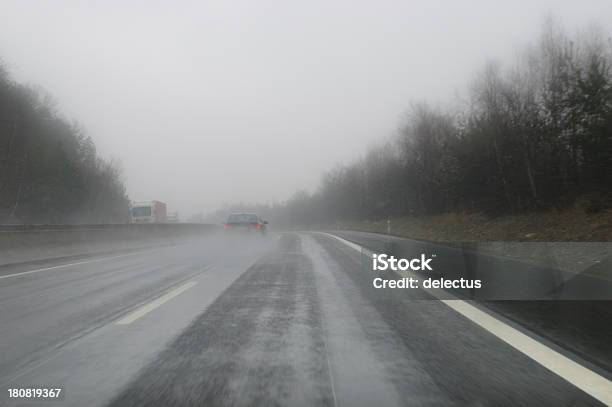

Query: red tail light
<box><xmin>255</xmin><ymin>223</ymin><xmax>261</xmax><ymax>229</ymax></box>
<box><xmin>224</xmin><ymin>224</ymin><xmax>232</xmax><ymax>230</ymax></box>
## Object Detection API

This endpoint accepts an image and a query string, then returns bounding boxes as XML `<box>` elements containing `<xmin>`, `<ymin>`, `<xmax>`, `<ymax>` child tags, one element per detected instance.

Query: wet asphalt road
<box><xmin>0</xmin><ymin>232</ymin><xmax>608</xmax><ymax>406</ymax></box>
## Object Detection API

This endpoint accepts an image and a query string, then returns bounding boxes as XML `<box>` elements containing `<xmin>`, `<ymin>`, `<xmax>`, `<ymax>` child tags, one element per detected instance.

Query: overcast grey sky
<box><xmin>1</xmin><ymin>1</ymin><xmax>611</xmax><ymax>216</ymax></box>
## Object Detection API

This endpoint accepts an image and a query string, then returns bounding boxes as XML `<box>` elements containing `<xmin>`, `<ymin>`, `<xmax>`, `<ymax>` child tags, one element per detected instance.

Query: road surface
<box><xmin>0</xmin><ymin>232</ymin><xmax>610</xmax><ymax>406</ymax></box>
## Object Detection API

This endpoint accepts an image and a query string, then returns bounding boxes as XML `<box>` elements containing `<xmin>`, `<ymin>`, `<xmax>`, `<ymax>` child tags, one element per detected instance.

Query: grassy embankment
<box><xmin>338</xmin><ymin>207</ymin><xmax>612</xmax><ymax>242</ymax></box>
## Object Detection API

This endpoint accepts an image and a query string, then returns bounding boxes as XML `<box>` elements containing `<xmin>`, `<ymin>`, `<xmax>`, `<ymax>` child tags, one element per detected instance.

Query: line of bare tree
<box><xmin>211</xmin><ymin>21</ymin><xmax>612</xmax><ymax>227</ymax></box>
<box><xmin>0</xmin><ymin>64</ymin><xmax>130</xmax><ymax>224</ymax></box>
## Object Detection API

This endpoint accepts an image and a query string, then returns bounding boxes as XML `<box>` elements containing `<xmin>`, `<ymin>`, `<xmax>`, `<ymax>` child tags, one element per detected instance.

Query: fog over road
<box><xmin>0</xmin><ymin>233</ymin><xmax>608</xmax><ymax>406</ymax></box>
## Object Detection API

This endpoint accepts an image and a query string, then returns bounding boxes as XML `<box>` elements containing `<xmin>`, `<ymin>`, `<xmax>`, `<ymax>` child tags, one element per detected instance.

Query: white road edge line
<box><xmin>0</xmin><ymin>250</ymin><xmax>153</xmax><ymax>280</ymax></box>
<box><xmin>319</xmin><ymin>232</ymin><xmax>612</xmax><ymax>406</ymax></box>
<box><xmin>115</xmin><ymin>281</ymin><xmax>197</xmax><ymax>325</ymax></box>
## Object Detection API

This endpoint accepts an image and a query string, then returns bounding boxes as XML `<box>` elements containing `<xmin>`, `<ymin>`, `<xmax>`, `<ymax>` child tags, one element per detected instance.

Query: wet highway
<box><xmin>0</xmin><ymin>232</ymin><xmax>610</xmax><ymax>406</ymax></box>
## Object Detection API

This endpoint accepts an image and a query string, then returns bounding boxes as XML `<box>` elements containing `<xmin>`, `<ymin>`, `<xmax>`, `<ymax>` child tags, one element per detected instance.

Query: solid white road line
<box><xmin>115</xmin><ymin>281</ymin><xmax>197</xmax><ymax>325</ymax></box>
<box><xmin>319</xmin><ymin>232</ymin><xmax>612</xmax><ymax>406</ymax></box>
<box><xmin>0</xmin><ymin>251</ymin><xmax>151</xmax><ymax>280</ymax></box>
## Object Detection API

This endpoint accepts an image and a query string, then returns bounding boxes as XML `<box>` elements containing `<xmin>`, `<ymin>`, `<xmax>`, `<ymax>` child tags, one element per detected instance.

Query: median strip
<box><xmin>321</xmin><ymin>232</ymin><xmax>612</xmax><ymax>406</ymax></box>
<box><xmin>115</xmin><ymin>281</ymin><xmax>197</xmax><ymax>325</ymax></box>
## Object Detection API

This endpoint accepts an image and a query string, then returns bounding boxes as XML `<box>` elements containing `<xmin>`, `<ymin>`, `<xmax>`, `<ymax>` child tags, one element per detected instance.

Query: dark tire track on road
<box><xmin>108</xmin><ymin>234</ymin><xmax>334</xmax><ymax>407</ymax></box>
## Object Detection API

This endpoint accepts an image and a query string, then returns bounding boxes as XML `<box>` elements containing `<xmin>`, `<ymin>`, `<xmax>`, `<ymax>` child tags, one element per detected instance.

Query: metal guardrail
<box><xmin>0</xmin><ymin>223</ymin><xmax>218</xmax><ymax>232</ymax></box>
